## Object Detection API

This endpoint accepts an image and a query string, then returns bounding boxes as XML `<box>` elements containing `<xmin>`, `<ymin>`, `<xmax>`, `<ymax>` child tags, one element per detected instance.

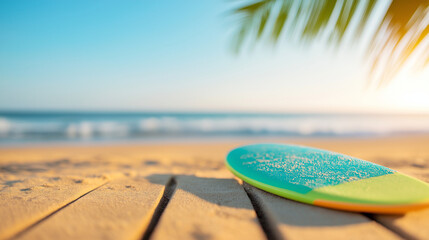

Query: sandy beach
<box><xmin>2</xmin><ymin>0</ymin><xmax>429</xmax><ymax>239</ymax></box>
<box><xmin>1</xmin><ymin>135</ymin><xmax>429</xmax><ymax>239</ymax></box>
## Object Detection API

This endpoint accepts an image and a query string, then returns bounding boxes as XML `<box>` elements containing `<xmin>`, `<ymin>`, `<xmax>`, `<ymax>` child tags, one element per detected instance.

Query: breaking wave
<box><xmin>1</xmin><ymin>112</ymin><xmax>429</xmax><ymax>143</ymax></box>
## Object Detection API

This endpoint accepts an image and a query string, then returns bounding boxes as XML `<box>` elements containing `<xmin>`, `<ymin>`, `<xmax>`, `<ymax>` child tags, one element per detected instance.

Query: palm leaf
<box><xmin>301</xmin><ymin>0</ymin><xmax>336</xmax><ymax>40</ymax></box>
<box><xmin>229</xmin><ymin>0</ymin><xmax>429</xmax><ymax>86</ymax></box>
<box><xmin>271</xmin><ymin>1</ymin><xmax>292</xmax><ymax>41</ymax></box>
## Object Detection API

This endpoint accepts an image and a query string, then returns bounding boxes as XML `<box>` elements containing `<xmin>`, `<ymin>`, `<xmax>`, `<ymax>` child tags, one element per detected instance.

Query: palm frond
<box><xmin>229</xmin><ymin>0</ymin><xmax>429</xmax><ymax>86</ymax></box>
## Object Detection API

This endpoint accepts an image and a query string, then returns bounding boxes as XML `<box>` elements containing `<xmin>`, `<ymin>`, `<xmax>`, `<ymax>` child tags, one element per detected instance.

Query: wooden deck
<box><xmin>1</xmin><ymin>137</ymin><xmax>429</xmax><ymax>240</ymax></box>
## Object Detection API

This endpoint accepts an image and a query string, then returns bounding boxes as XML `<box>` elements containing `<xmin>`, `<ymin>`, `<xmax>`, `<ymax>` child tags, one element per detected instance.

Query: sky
<box><xmin>1</xmin><ymin>0</ymin><xmax>429</xmax><ymax>114</ymax></box>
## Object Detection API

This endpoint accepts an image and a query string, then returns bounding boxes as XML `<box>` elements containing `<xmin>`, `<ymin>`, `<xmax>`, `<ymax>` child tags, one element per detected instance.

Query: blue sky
<box><xmin>1</xmin><ymin>0</ymin><xmax>429</xmax><ymax>113</ymax></box>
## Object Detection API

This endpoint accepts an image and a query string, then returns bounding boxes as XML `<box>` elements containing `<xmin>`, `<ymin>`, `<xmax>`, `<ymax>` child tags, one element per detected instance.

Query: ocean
<box><xmin>1</xmin><ymin>112</ymin><xmax>429</xmax><ymax>145</ymax></box>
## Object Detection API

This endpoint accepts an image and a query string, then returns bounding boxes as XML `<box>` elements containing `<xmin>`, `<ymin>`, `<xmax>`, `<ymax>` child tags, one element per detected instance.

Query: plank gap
<box><xmin>10</xmin><ymin>182</ymin><xmax>108</xmax><ymax>239</ymax></box>
<box><xmin>242</xmin><ymin>182</ymin><xmax>284</xmax><ymax>240</ymax></box>
<box><xmin>363</xmin><ymin>213</ymin><xmax>417</xmax><ymax>240</ymax></box>
<box><xmin>141</xmin><ymin>176</ymin><xmax>177</xmax><ymax>240</ymax></box>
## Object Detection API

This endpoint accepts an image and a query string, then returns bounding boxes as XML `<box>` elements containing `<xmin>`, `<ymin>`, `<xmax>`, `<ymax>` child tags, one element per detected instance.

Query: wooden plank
<box><xmin>371</xmin><ymin>209</ymin><xmax>429</xmax><ymax>240</ymax></box>
<box><xmin>1</xmin><ymin>139</ymin><xmax>428</xmax><ymax>239</ymax></box>
<box><xmin>151</xmin><ymin>175</ymin><xmax>265</xmax><ymax>240</ymax></box>
<box><xmin>0</xmin><ymin>175</ymin><xmax>106</xmax><ymax>240</ymax></box>
<box><xmin>370</xmin><ymin>163</ymin><xmax>429</xmax><ymax>240</ymax></box>
<box><xmin>243</xmin><ymin>182</ymin><xmax>401</xmax><ymax>240</ymax></box>
<box><xmin>14</xmin><ymin>175</ymin><xmax>169</xmax><ymax>240</ymax></box>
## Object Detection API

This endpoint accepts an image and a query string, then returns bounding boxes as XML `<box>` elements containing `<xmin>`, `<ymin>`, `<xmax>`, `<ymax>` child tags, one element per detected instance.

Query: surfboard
<box><xmin>226</xmin><ymin>143</ymin><xmax>429</xmax><ymax>214</ymax></box>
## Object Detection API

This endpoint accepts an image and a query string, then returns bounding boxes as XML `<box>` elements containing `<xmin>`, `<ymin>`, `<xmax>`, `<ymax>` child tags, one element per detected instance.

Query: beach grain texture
<box><xmin>1</xmin><ymin>135</ymin><xmax>429</xmax><ymax>240</ymax></box>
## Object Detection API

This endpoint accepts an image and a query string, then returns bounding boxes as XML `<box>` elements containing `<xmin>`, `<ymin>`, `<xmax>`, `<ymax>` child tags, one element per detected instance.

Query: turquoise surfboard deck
<box><xmin>226</xmin><ymin>144</ymin><xmax>429</xmax><ymax>214</ymax></box>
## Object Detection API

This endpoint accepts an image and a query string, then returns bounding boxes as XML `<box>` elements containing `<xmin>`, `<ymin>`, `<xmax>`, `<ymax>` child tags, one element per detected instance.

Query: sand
<box><xmin>1</xmin><ymin>135</ymin><xmax>429</xmax><ymax>239</ymax></box>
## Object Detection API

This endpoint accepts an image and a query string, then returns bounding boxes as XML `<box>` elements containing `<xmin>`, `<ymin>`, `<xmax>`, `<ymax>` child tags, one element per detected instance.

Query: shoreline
<box><xmin>2</xmin><ymin>132</ymin><xmax>429</xmax><ymax>149</ymax></box>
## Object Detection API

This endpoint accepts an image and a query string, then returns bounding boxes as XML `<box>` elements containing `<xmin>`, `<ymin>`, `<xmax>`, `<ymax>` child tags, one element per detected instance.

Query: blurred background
<box><xmin>1</xmin><ymin>0</ymin><xmax>429</xmax><ymax>145</ymax></box>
